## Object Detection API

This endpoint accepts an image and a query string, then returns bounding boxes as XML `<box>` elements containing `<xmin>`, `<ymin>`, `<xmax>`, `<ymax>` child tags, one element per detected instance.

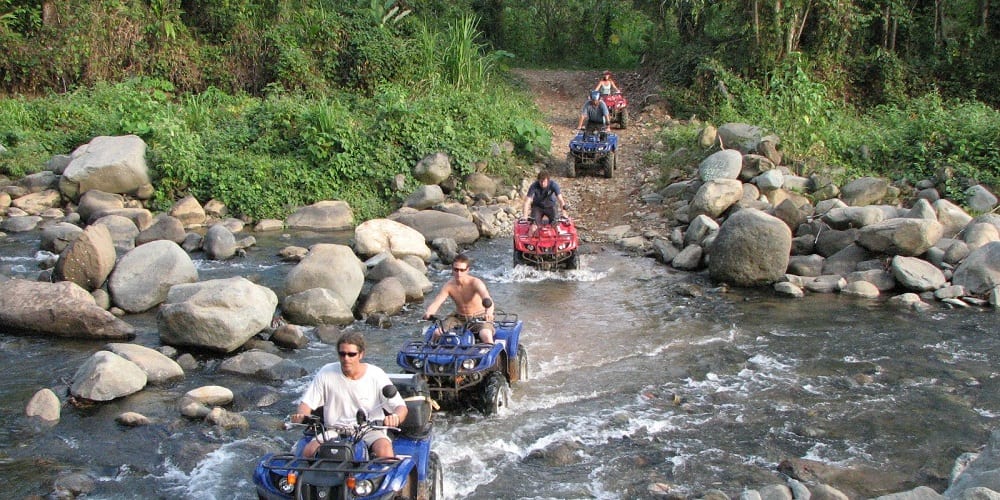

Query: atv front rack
<box><xmin>259</xmin><ymin>453</ymin><xmax>403</xmax><ymax>476</ymax></box>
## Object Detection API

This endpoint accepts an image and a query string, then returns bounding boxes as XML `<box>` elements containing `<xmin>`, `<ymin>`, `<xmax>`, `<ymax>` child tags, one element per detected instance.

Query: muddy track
<box><xmin>512</xmin><ymin>69</ymin><xmax>668</xmax><ymax>242</ymax></box>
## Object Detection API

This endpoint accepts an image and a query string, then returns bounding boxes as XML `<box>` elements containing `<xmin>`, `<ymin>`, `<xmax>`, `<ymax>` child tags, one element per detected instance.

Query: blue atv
<box><xmin>253</xmin><ymin>375</ymin><xmax>442</xmax><ymax>500</ymax></box>
<box><xmin>396</xmin><ymin>307</ymin><xmax>528</xmax><ymax>415</ymax></box>
<box><xmin>568</xmin><ymin>127</ymin><xmax>617</xmax><ymax>178</ymax></box>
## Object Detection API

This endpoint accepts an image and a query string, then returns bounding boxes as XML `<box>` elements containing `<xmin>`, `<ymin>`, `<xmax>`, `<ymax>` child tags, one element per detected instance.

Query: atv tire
<box><xmin>602</xmin><ymin>152</ymin><xmax>615</xmax><ymax>179</ymax></box>
<box><xmin>513</xmin><ymin>250</ymin><xmax>525</xmax><ymax>266</ymax></box>
<box><xmin>480</xmin><ymin>371</ymin><xmax>511</xmax><ymax>415</ymax></box>
<box><xmin>509</xmin><ymin>345</ymin><xmax>529</xmax><ymax>382</ymax></box>
<box><xmin>619</xmin><ymin>108</ymin><xmax>629</xmax><ymax>129</ymax></box>
<box><xmin>427</xmin><ymin>451</ymin><xmax>443</xmax><ymax>500</ymax></box>
<box><xmin>567</xmin><ymin>158</ymin><xmax>577</xmax><ymax>178</ymax></box>
<box><xmin>565</xmin><ymin>250</ymin><xmax>579</xmax><ymax>270</ymax></box>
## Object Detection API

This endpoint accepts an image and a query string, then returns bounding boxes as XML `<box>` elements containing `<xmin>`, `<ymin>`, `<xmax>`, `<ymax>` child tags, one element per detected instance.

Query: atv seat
<box><xmin>388</xmin><ymin>374</ymin><xmax>433</xmax><ymax>438</ymax></box>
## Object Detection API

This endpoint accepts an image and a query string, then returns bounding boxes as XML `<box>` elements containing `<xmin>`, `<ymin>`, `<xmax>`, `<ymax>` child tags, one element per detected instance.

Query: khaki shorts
<box><xmin>443</xmin><ymin>313</ymin><xmax>495</xmax><ymax>340</ymax></box>
<box><xmin>318</xmin><ymin>428</ymin><xmax>389</xmax><ymax>449</ymax></box>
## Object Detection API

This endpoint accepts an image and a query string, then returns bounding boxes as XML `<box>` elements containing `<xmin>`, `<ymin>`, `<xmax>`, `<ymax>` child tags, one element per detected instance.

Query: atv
<box><xmin>568</xmin><ymin>127</ymin><xmax>617</xmax><ymax>179</ymax></box>
<box><xmin>513</xmin><ymin>215</ymin><xmax>579</xmax><ymax>270</ymax></box>
<box><xmin>601</xmin><ymin>91</ymin><xmax>629</xmax><ymax>129</ymax></box>
<box><xmin>396</xmin><ymin>304</ymin><xmax>527</xmax><ymax>416</ymax></box>
<box><xmin>253</xmin><ymin>376</ymin><xmax>441</xmax><ymax>500</ymax></box>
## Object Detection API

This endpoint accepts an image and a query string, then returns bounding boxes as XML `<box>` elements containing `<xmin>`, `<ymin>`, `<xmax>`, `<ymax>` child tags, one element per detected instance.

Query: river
<box><xmin>1</xmin><ymin>229</ymin><xmax>997</xmax><ymax>499</ymax></box>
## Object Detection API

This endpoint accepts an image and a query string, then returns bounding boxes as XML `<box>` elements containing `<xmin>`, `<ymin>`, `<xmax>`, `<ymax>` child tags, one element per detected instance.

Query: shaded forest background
<box><xmin>1</xmin><ymin>0</ymin><xmax>997</xmax><ymax>219</ymax></box>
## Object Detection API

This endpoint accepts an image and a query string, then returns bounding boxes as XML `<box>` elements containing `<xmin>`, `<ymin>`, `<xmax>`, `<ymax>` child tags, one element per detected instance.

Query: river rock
<box><xmin>774</xmin><ymin>281</ymin><xmax>805</xmax><ymax>298</ymax></box>
<box><xmin>787</xmin><ymin>254</ymin><xmax>824</xmax><ymax>277</ymax></box>
<box><xmin>158</xmin><ymin>277</ymin><xmax>278</xmax><ymax>353</ymax></box>
<box><xmin>709</xmin><ymin>209</ymin><xmax>791</xmax><ymax>286</ymax></box>
<box><xmin>12</xmin><ymin>189</ymin><xmax>61</xmax><ymax>214</ymax></box>
<box><xmin>205</xmin><ymin>407</ymin><xmax>249</xmax><ymax>430</ymax></box>
<box><xmin>70</xmin><ymin>350</ymin><xmax>147</xmax><ymax>401</ymax></box>
<box><xmin>286</xmin><ymin>200</ymin><xmax>354</xmax><ymax>231</ymax></box>
<box><xmin>464</xmin><ymin>172</ymin><xmax>498</xmax><ymax>199</ymax></box>
<box><xmin>25</xmin><ymin>388</ymin><xmax>61</xmax><ymax>422</ymax></box>
<box><xmin>689</xmin><ymin>179</ymin><xmax>743</xmax><ymax>219</ymax></box>
<box><xmin>353</xmin><ymin>218</ymin><xmax>432</xmax><ymax>261</ymax></box>
<box><xmin>952</xmin><ymin>242</ymin><xmax>1000</xmax><ymax>295</ymax></box>
<box><xmin>672</xmin><ymin>244</ymin><xmax>703</xmax><ymax>270</ymax></box>
<box><xmin>716</xmin><ymin>123</ymin><xmax>762</xmax><ymax>154</ymax></box>
<box><xmin>804</xmin><ymin>275</ymin><xmax>846</xmax><ymax>293</ymax></box>
<box><xmin>390</xmin><ymin>209</ymin><xmax>480</xmax><ymax>245</ymax></box>
<box><xmin>891</xmin><ymin>256</ymin><xmax>947</xmax><ymax>292</ymax></box>
<box><xmin>59</xmin><ymin>135</ymin><xmax>150</xmax><ymax>201</ymax></box>
<box><xmin>846</xmin><ymin>269</ymin><xmax>896</xmax><ymax>291</ymax></box>
<box><xmin>0</xmin><ymin>279</ymin><xmax>135</xmax><ymax>339</ymax></box>
<box><xmin>841</xmin><ymin>280</ymin><xmax>880</xmax><ymax>298</ymax></box>
<box><xmin>92</xmin><ymin>214</ymin><xmax>140</xmax><ymax>253</ymax></box>
<box><xmin>934</xmin><ymin>199</ymin><xmax>973</xmax><ymax>238</ymax></box>
<box><xmin>964</xmin><ymin>223</ymin><xmax>999</xmax><ymax>250</ymax></box>
<box><xmin>840</xmin><ymin>177</ymin><xmax>888</xmax><ymax>206</ymax></box>
<box><xmin>233</xmin><ymin>386</ymin><xmax>282</xmax><ymax>410</ymax></box>
<box><xmin>258</xmin><ymin>359</ymin><xmax>308</xmax><ymax>381</ymax></box>
<box><xmin>282</xmin><ymin>287</ymin><xmax>355</xmax><ymax>326</ymax></box>
<box><xmin>202</xmin><ymin>223</ymin><xmax>237</xmax><ymax>260</ymax></box>
<box><xmin>136</xmin><ymin>214</ymin><xmax>186</xmax><ymax>246</ymax></box>
<box><xmin>905</xmin><ymin>198</ymin><xmax>937</xmax><ymax>220</ymax></box>
<box><xmin>54</xmin><ymin>223</ymin><xmax>116</xmax><ymax>291</ymax></box>
<box><xmin>366</xmin><ymin>253</ymin><xmax>432</xmax><ymax>301</ymax></box>
<box><xmin>965</xmin><ymin>185</ymin><xmax>998</xmax><ymax>213</ymax></box>
<box><xmin>218</xmin><ymin>350</ymin><xmax>284</xmax><ymax>377</ymax></box>
<box><xmin>698</xmin><ymin>149</ymin><xmax>743</xmax><ymax>181</ymax></box>
<box><xmin>255</xmin><ymin>219</ymin><xmax>284</xmax><ymax>232</ymax></box>
<box><xmin>108</xmin><ymin>240</ymin><xmax>198</xmax><ymax>313</ymax></box>
<box><xmin>403</xmin><ymin>184</ymin><xmax>445</xmax><ymax>210</ymax></box>
<box><xmin>887</xmin><ymin>292</ymin><xmax>931</xmax><ymax>311</ymax></box>
<box><xmin>0</xmin><ymin>214</ymin><xmax>42</xmax><ymax>232</ymax></box>
<box><xmin>40</xmin><ymin>222</ymin><xmax>84</xmax><ymax>254</ymax></box>
<box><xmin>856</xmin><ymin>218</ymin><xmax>943</xmax><ymax>256</ymax></box>
<box><xmin>412</xmin><ymin>152</ymin><xmax>451</xmax><ymax>184</ymax></box>
<box><xmin>946</xmin><ymin>429</ymin><xmax>1000</xmax><ymax>494</ymax></box>
<box><xmin>185</xmin><ymin>385</ymin><xmax>234</xmax><ymax>406</ymax></box>
<box><xmin>104</xmin><ymin>342</ymin><xmax>184</xmax><ymax>384</ymax></box>
<box><xmin>821</xmin><ymin>244</ymin><xmax>871</xmax><ymax>276</ymax></box>
<box><xmin>360</xmin><ymin>277</ymin><xmax>407</xmax><ymax>316</ymax></box>
<box><xmin>285</xmin><ymin>243</ymin><xmax>365</xmax><ymax>306</ymax></box>
<box><xmin>169</xmin><ymin>195</ymin><xmax>207</xmax><ymax>227</ymax></box>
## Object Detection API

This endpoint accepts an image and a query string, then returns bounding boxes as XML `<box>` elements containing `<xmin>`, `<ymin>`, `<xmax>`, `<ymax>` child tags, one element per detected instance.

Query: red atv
<box><xmin>513</xmin><ymin>215</ymin><xmax>580</xmax><ymax>270</ymax></box>
<box><xmin>601</xmin><ymin>92</ymin><xmax>628</xmax><ymax>129</ymax></box>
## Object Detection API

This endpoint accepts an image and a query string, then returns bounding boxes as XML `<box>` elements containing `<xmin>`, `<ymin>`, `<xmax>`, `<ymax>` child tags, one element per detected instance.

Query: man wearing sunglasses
<box><xmin>291</xmin><ymin>332</ymin><xmax>408</xmax><ymax>459</ymax></box>
<box><xmin>422</xmin><ymin>254</ymin><xmax>496</xmax><ymax>344</ymax></box>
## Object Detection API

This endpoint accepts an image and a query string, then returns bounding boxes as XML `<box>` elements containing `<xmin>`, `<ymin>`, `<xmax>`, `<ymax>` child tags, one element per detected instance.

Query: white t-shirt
<box><xmin>300</xmin><ymin>362</ymin><xmax>406</xmax><ymax>427</ymax></box>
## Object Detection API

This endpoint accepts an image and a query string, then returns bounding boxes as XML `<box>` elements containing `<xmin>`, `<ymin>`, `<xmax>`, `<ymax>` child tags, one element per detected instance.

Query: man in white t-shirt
<box><xmin>291</xmin><ymin>332</ymin><xmax>408</xmax><ymax>458</ymax></box>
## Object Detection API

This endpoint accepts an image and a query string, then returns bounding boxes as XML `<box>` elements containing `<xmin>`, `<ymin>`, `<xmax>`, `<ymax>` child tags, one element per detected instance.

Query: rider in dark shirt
<box><xmin>577</xmin><ymin>91</ymin><xmax>609</xmax><ymax>131</ymax></box>
<box><xmin>522</xmin><ymin>170</ymin><xmax>568</xmax><ymax>235</ymax></box>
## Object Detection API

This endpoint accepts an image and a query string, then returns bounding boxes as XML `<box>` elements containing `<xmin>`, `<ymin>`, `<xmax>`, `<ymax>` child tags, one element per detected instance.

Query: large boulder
<box><xmin>70</xmin><ymin>351</ymin><xmax>147</xmax><ymax>401</ymax></box>
<box><xmin>284</xmin><ymin>244</ymin><xmax>365</xmax><ymax>307</ymax></box>
<box><xmin>709</xmin><ymin>209</ymin><xmax>792</xmax><ymax>286</ymax></box>
<box><xmin>59</xmin><ymin>135</ymin><xmax>151</xmax><ymax>201</ymax></box>
<box><xmin>354</xmin><ymin>219</ymin><xmax>432</xmax><ymax>261</ymax></box>
<box><xmin>158</xmin><ymin>277</ymin><xmax>278</xmax><ymax>353</ymax></box>
<box><xmin>359</xmin><ymin>277</ymin><xmax>407</xmax><ymax>316</ymax></box>
<box><xmin>109</xmin><ymin>240</ymin><xmax>198</xmax><ymax>313</ymax></box>
<box><xmin>390</xmin><ymin>209</ymin><xmax>480</xmax><ymax>245</ymax></box>
<box><xmin>40</xmin><ymin>222</ymin><xmax>84</xmax><ymax>254</ymax></box>
<box><xmin>285</xmin><ymin>201</ymin><xmax>354</xmax><ymax>231</ymax></box>
<box><xmin>202</xmin><ymin>223</ymin><xmax>237</xmax><ymax>260</ymax></box>
<box><xmin>11</xmin><ymin>189</ymin><xmax>62</xmax><ymax>215</ymax></box>
<box><xmin>412</xmin><ymin>152</ymin><xmax>452</xmax><ymax>185</ymax></box>
<box><xmin>365</xmin><ymin>253</ymin><xmax>433</xmax><ymax>301</ymax></box>
<box><xmin>282</xmin><ymin>288</ymin><xmax>355</xmax><ymax>326</ymax></box>
<box><xmin>0</xmin><ymin>280</ymin><xmax>135</xmax><ymax>339</ymax></box>
<box><xmin>697</xmin><ymin>149</ymin><xmax>743</xmax><ymax>181</ymax></box>
<box><xmin>169</xmin><ymin>195</ymin><xmax>207</xmax><ymax>228</ymax></box>
<box><xmin>403</xmin><ymin>184</ymin><xmax>446</xmax><ymax>210</ymax></box>
<box><xmin>92</xmin><ymin>214</ymin><xmax>140</xmax><ymax>253</ymax></box>
<box><xmin>76</xmin><ymin>190</ymin><xmax>125</xmax><ymax>223</ymax></box>
<box><xmin>105</xmin><ymin>342</ymin><xmax>184</xmax><ymax>384</ymax></box>
<box><xmin>840</xmin><ymin>177</ymin><xmax>888</xmax><ymax>206</ymax></box>
<box><xmin>934</xmin><ymin>199</ymin><xmax>973</xmax><ymax>238</ymax></box>
<box><xmin>856</xmin><ymin>218</ymin><xmax>944</xmax><ymax>256</ymax></box>
<box><xmin>689</xmin><ymin>179</ymin><xmax>744</xmax><ymax>219</ymax></box>
<box><xmin>54</xmin><ymin>223</ymin><xmax>117</xmax><ymax>291</ymax></box>
<box><xmin>135</xmin><ymin>214</ymin><xmax>186</xmax><ymax>246</ymax></box>
<box><xmin>716</xmin><ymin>123</ymin><xmax>762</xmax><ymax>154</ymax></box>
<box><xmin>952</xmin><ymin>242</ymin><xmax>1000</xmax><ymax>296</ymax></box>
<box><xmin>891</xmin><ymin>256</ymin><xmax>947</xmax><ymax>292</ymax></box>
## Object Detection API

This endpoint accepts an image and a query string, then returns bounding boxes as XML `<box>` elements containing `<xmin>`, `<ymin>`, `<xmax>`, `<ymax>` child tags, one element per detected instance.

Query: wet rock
<box><xmin>25</xmin><ymin>388</ymin><xmax>61</xmax><ymax>422</ymax></box>
<box><xmin>116</xmin><ymin>411</ymin><xmax>151</xmax><ymax>427</ymax></box>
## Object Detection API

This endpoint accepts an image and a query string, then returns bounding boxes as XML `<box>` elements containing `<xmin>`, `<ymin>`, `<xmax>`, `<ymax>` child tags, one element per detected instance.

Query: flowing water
<box><xmin>0</xmin><ymin>230</ymin><xmax>997</xmax><ymax>499</ymax></box>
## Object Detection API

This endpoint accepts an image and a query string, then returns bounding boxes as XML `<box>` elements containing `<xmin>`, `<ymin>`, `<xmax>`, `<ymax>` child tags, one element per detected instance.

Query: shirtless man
<box><xmin>422</xmin><ymin>254</ymin><xmax>496</xmax><ymax>344</ymax></box>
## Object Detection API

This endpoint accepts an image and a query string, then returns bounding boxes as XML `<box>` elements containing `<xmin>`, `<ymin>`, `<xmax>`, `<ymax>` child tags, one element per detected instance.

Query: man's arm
<box><xmin>291</xmin><ymin>402</ymin><xmax>314</xmax><ymax>423</ymax></box>
<box><xmin>475</xmin><ymin>279</ymin><xmax>495</xmax><ymax>321</ymax></box>
<box><xmin>522</xmin><ymin>192</ymin><xmax>533</xmax><ymax>217</ymax></box>
<box><xmin>423</xmin><ymin>283</ymin><xmax>452</xmax><ymax>319</ymax></box>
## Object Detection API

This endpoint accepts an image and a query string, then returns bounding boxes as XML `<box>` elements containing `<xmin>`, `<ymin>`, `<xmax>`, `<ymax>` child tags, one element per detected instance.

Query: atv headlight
<box><xmin>462</xmin><ymin>358</ymin><xmax>477</xmax><ymax>370</ymax></box>
<box><xmin>279</xmin><ymin>473</ymin><xmax>296</xmax><ymax>494</ymax></box>
<box><xmin>411</xmin><ymin>357</ymin><xmax>424</xmax><ymax>369</ymax></box>
<box><xmin>353</xmin><ymin>479</ymin><xmax>375</xmax><ymax>496</ymax></box>
<box><xmin>525</xmin><ymin>244</ymin><xmax>535</xmax><ymax>251</ymax></box>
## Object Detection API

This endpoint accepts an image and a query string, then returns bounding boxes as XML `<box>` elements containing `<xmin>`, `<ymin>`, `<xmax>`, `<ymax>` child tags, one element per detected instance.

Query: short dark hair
<box><xmin>537</xmin><ymin>170</ymin><xmax>551</xmax><ymax>181</ymax></box>
<box><xmin>337</xmin><ymin>332</ymin><xmax>366</xmax><ymax>354</ymax></box>
<box><xmin>454</xmin><ymin>254</ymin><xmax>471</xmax><ymax>267</ymax></box>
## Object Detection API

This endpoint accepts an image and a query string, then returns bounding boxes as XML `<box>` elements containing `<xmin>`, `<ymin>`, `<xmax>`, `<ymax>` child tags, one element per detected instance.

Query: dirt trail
<box><xmin>512</xmin><ymin>69</ymin><xmax>670</xmax><ymax>241</ymax></box>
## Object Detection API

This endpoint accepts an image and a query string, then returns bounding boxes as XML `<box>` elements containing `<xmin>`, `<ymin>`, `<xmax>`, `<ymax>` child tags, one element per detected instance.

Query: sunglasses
<box><xmin>338</xmin><ymin>351</ymin><xmax>360</xmax><ymax>358</ymax></box>
<box><xmin>452</xmin><ymin>267</ymin><xmax>468</xmax><ymax>272</ymax></box>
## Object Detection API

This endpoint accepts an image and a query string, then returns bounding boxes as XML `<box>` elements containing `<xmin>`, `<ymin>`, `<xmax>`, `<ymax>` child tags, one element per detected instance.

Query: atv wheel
<box><xmin>480</xmin><ymin>372</ymin><xmax>511</xmax><ymax>415</ymax></box>
<box><xmin>602</xmin><ymin>152</ymin><xmax>616</xmax><ymax>179</ymax></box>
<box><xmin>619</xmin><ymin>108</ymin><xmax>629</xmax><ymax>129</ymax></box>
<box><xmin>516</xmin><ymin>345</ymin><xmax>529</xmax><ymax>381</ymax></box>
<box><xmin>567</xmin><ymin>158</ymin><xmax>577</xmax><ymax>178</ymax></box>
<box><xmin>427</xmin><ymin>451</ymin><xmax>443</xmax><ymax>500</ymax></box>
<box><xmin>565</xmin><ymin>250</ymin><xmax>579</xmax><ymax>270</ymax></box>
<box><xmin>513</xmin><ymin>250</ymin><xmax>525</xmax><ymax>266</ymax></box>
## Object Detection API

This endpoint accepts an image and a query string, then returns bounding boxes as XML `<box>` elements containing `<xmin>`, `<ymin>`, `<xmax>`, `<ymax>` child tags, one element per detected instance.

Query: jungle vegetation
<box><xmin>0</xmin><ymin>0</ymin><xmax>997</xmax><ymax>218</ymax></box>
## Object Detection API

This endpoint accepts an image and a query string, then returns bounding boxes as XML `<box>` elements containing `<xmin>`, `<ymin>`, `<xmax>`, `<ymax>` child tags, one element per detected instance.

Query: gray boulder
<box><xmin>840</xmin><ymin>177</ymin><xmax>888</xmax><ymax>206</ymax></box>
<box><xmin>464</xmin><ymin>172</ymin><xmax>497</xmax><ymax>199</ymax></box>
<box><xmin>54</xmin><ymin>223</ymin><xmax>117</xmax><ymax>291</ymax></box>
<box><xmin>158</xmin><ymin>277</ymin><xmax>278</xmax><ymax>353</ymax></box>
<box><xmin>412</xmin><ymin>152</ymin><xmax>452</xmax><ymax>185</ymax></box>
<box><xmin>716</xmin><ymin>123</ymin><xmax>762</xmax><ymax>154</ymax></box>
<box><xmin>353</xmin><ymin>218</ymin><xmax>432</xmax><ymax>261</ymax></box>
<box><xmin>218</xmin><ymin>350</ymin><xmax>284</xmax><ymax>377</ymax></box>
<box><xmin>390</xmin><ymin>209</ymin><xmax>480</xmax><ymax>245</ymax></box>
<box><xmin>952</xmin><ymin>242</ymin><xmax>1000</xmax><ymax>295</ymax></box>
<box><xmin>25</xmin><ymin>388</ymin><xmax>61</xmax><ymax>422</ymax></box>
<box><xmin>105</xmin><ymin>342</ymin><xmax>184</xmax><ymax>384</ymax></box>
<box><xmin>366</xmin><ymin>253</ymin><xmax>433</xmax><ymax>301</ymax></box>
<box><xmin>966</xmin><ymin>185</ymin><xmax>998</xmax><ymax>214</ymax></box>
<box><xmin>0</xmin><ymin>279</ymin><xmax>134</xmax><ymax>339</ymax></box>
<box><xmin>891</xmin><ymin>256</ymin><xmax>947</xmax><ymax>292</ymax></box>
<box><xmin>40</xmin><ymin>222</ymin><xmax>84</xmax><ymax>254</ymax></box>
<box><xmin>0</xmin><ymin>214</ymin><xmax>42</xmax><ymax>232</ymax></box>
<box><xmin>282</xmin><ymin>288</ymin><xmax>355</xmax><ymax>326</ymax></box>
<box><xmin>964</xmin><ymin>223</ymin><xmax>1000</xmax><ymax>251</ymax></box>
<box><xmin>70</xmin><ymin>351</ymin><xmax>147</xmax><ymax>401</ymax></box>
<box><xmin>403</xmin><ymin>185</ymin><xmax>446</xmax><ymax>210</ymax></box>
<box><xmin>76</xmin><ymin>190</ymin><xmax>125</xmax><ymax>223</ymax></box>
<box><xmin>359</xmin><ymin>277</ymin><xmax>407</xmax><ymax>316</ymax></box>
<box><xmin>59</xmin><ymin>135</ymin><xmax>150</xmax><ymax>201</ymax></box>
<box><xmin>934</xmin><ymin>199</ymin><xmax>973</xmax><ymax>238</ymax></box>
<box><xmin>698</xmin><ymin>149</ymin><xmax>743</xmax><ymax>181</ymax></box>
<box><xmin>284</xmin><ymin>244</ymin><xmax>365</xmax><ymax>307</ymax></box>
<box><xmin>168</xmin><ymin>195</ymin><xmax>207</xmax><ymax>228</ymax></box>
<box><xmin>709</xmin><ymin>209</ymin><xmax>792</xmax><ymax>286</ymax></box>
<box><xmin>203</xmin><ymin>223</ymin><xmax>237</xmax><ymax>260</ymax></box>
<box><xmin>856</xmin><ymin>218</ymin><xmax>944</xmax><ymax>256</ymax></box>
<box><xmin>136</xmin><ymin>214</ymin><xmax>186</xmax><ymax>246</ymax></box>
<box><xmin>689</xmin><ymin>179</ymin><xmax>743</xmax><ymax>219</ymax></box>
<box><xmin>92</xmin><ymin>214</ymin><xmax>140</xmax><ymax>253</ymax></box>
<box><xmin>286</xmin><ymin>200</ymin><xmax>354</xmax><ymax>231</ymax></box>
<box><xmin>109</xmin><ymin>240</ymin><xmax>198</xmax><ymax>313</ymax></box>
